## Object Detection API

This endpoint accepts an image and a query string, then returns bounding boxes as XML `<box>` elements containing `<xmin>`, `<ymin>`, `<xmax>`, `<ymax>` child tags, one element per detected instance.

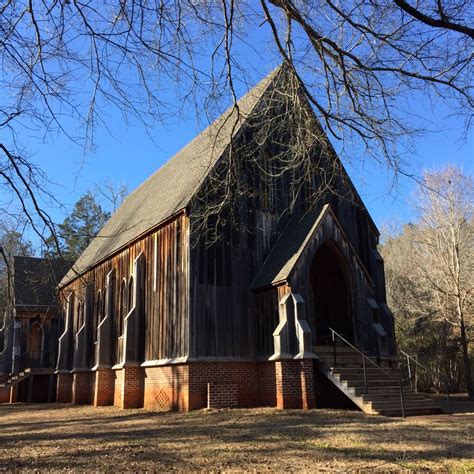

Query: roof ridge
<box><xmin>126</xmin><ymin>63</ymin><xmax>285</xmax><ymax>207</ymax></box>
<box><xmin>61</xmin><ymin>64</ymin><xmax>286</xmax><ymax>285</ymax></box>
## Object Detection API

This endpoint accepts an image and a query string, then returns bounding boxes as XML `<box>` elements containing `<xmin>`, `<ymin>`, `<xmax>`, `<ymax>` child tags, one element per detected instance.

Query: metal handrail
<box><xmin>0</xmin><ymin>351</ymin><xmax>28</xmax><ymax>371</ymax></box>
<box><xmin>0</xmin><ymin>350</ymin><xmax>53</xmax><ymax>373</ymax></box>
<box><xmin>399</xmin><ymin>348</ymin><xmax>452</xmax><ymax>415</ymax></box>
<box><xmin>0</xmin><ymin>351</ymin><xmax>29</xmax><ymax>384</ymax></box>
<box><xmin>329</xmin><ymin>327</ymin><xmax>406</xmax><ymax>418</ymax></box>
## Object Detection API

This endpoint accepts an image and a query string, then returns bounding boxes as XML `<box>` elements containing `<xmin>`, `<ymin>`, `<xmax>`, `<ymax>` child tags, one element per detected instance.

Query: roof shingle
<box><xmin>61</xmin><ymin>66</ymin><xmax>285</xmax><ymax>285</ymax></box>
<box><xmin>14</xmin><ymin>256</ymin><xmax>72</xmax><ymax>313</ymax></box>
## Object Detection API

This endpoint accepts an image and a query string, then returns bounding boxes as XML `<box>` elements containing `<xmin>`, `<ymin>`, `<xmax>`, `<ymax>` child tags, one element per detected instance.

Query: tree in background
<box><xmin>0</xmin><ymin>224</ymin><xmax>33</xmax><ymax>322</ymax></box>
<box><xmin>383</xmin><ymin>166</ymin><xmax>473</xmax><ymax>398</ymax></box>
<box><xmin>0</xmin><ymin>1</ymin><xmax>472</xmax><ymax>249</ymax></box>
<box><xmin>44</xmin><ymin>192</ymin><xmax>110</xmax><ymax>262</ymax></box>
<box><xmin>94</xmin><ymin>181</ymin><xmax>129</xmax><ymax>214</ymax></box>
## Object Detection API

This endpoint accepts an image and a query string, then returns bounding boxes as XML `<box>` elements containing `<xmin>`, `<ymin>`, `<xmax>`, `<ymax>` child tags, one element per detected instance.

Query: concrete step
<box><xmin>317</xmin><ymin>351</ymin><xmax>441</xmax><ymax>417</ymax></box>
<box><xmin>332</xmin><ymin>368</ymin><xmax>398</xmax><ymax>377</ymax></box>
<box><xmin>371</xmin><ymin>398</ymin><xmax>438</xmax><ymax>408</ymax></box>
<box><xmin>376</xmin><ymin>406</ymin><xmax>443</xmax><ymax>416</ymax></box>
<box><xmin>362</xmin><ymin>391</ymin><xmax>430</xmax><ymax>401</ymax></box>
<box><xmin>314</xmin><ymin>346</ymin><xmax>365</xmax><ymax>353</ymax></box>
<box><xmin>344</xmin><ymin>379</ymin><xmax>410</xmax><ymax>388</ymax></box>
<box><xmin>318</xmin><ymin>353</ymin><xmax>376</xmax><ymax>361</ymax></box>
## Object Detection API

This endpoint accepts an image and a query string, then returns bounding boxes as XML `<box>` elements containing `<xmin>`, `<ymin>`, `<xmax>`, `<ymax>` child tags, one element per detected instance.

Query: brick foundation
<box><xmin>72</xmin><ymin>371</ymin><xmax>94</xmax><ymax>405</ymax></box>
<box><xmin>0</xmin><ymin>386</ymin><xmax>10</xmax><ymax>404</ymax></box>
<box><xmin>121</xmin><ymin>366</ymin><xmax>144</xmax><ymax>409</ymax></box>
<box><xmin>141</xmin><ymin>360</ymin><xmax>317</xmax><ymax>411</ymax></box>
<box><xmin>188</xmin><ymin>362</ymin><xmax>259</xmax><ymax>410</ymax></box>
<box><xmin>275</xmin><ymin>359</ymin><xmax>316</xmax><ymax>409</ymax></box>
<box><xmin>56</xmin><ymin>372</ymin><xmax>73</xmax><ymax>403</ymax></box>
<box><xmin>143</xmin><ymin>365</ymin><xmax>189</xmax><ymax>411</ymax></box>
<box><xmin>94</xmin><ymin>369</ymin><xmax>115</xmax><ymax>407</ymax></box>
<box><xmin>114</xmin><ymin>368</ymin><xmax>123</xmax><ymax>407</ymax></box>
<box><xmin>207</xmin><ymin>382</ymin><xmax>238</xmax><ymax>409</ymax></box>
<box><xmin>49</xmin><ymin>359</ymin><xmax>317</xmax><ymax>412</ymax></box>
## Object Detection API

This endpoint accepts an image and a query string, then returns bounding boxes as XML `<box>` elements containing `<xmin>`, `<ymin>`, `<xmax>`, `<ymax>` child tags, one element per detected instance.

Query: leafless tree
<box><xmin>94</xmin><ymin>181</ymin><xmax>129</xmax><ymax>213</ymax></box>
<box><xmin>383</xmin><ymin>166</ymin><xmax>473</xmax><ymax>398</ymax></box>
<box><xmin>414</xmin><ymin>166</ymin><xmax>473</xmax><ymax>398</ymax></box>
<box><xmin>0</xmin><ymin>1</ymin><xmax>472</xmax><ymax>248</ymax></box>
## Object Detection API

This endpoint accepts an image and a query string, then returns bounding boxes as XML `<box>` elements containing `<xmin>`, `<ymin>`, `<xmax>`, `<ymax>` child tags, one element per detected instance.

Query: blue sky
<box><xmin>31</xmin><ymin>79</ymin><xmax>472</xmax><ymax>243</ymax></box>
<box><xmin>5</xmin><ymin>9</ymin><xmax>472</xmax><ymax>251</ymax></box>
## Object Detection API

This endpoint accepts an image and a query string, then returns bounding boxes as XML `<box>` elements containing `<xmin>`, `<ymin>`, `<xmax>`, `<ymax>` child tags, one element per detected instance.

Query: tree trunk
<box><xmin>459</xmin><ymin>318</ymin><xmax>473</xmax><ymax>401</ymax></box>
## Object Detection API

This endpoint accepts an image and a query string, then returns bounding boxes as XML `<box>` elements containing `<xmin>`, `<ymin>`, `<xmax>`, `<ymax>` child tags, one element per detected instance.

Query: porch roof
<box><xmin>251</xmin><ymin>204</ymin><xmax>331</xmax><ymax>290</ymax></box>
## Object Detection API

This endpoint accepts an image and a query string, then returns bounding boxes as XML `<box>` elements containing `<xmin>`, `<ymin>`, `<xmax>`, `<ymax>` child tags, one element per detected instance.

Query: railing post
<box><xmin>406</xmin><ymin>354</ymin><xmax>413</xmax><ymax>391</ymax></box>
<box><xmin>362</xmin><ymin>354</ymin><xmax>368</xmax><ymax>393</ymax></box>
<box><xmin>446</xmin><ymin>381</ymin><xmax>452</xmax><ymax>415</ymax></box>
<box><xmin>398</xmin><ymin>373</ymin><xmax>406</xmax><ymax>418</ymax></box>
<box><xmin>414</xmin><ymin>355</ymin><xmax>418</xmax><ymax>393</ymax></box>
<box><xmin>331</xmin><ymin>329</ymin><xmax>337</xmax><ymax>367</ymax></box>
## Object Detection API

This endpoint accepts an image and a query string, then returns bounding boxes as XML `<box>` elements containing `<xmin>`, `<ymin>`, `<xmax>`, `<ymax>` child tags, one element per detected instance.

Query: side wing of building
<box><xmin>58</xmin><ymin>213</ymin><xmax>190</xmax><ymax>369</ymax></box>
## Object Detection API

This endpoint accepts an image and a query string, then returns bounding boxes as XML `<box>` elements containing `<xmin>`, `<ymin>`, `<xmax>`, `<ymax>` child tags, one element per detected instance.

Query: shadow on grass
<box><xmin>0</xmin><ymin>404</ymin><xmax>472</xmax><ymax>470</ymax></box>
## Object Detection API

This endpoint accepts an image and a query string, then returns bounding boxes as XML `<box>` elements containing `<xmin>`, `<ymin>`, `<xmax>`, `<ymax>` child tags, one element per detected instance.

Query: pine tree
<box><xmin>45</xmin><ymin>192</ymin><xmax>110</xmax><ymax>261</ymax></box>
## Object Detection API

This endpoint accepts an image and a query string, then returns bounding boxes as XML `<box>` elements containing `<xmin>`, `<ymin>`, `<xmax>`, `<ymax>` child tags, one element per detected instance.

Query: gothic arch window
<box><xmin>128</xmin><ymin>275</ymin><xmax>134</xmax><ymax>312</ymax></box>
<box><xmin>76</xmin><ymin>301</ymin><xmax>83</xmax><ymax>332</ymax></box>
<box><xmin>92</xmin><ymin>290</ymin><xmax>102</xmax><ymax>344</ymax></box>
<box><xmin>27</xmin><ymin>321</ymin><xmax>43</xmax><ymax>364</ymax></box>
<box><xmin>117</xmin><ymin>278</ymin><xmax>127</xmax><ymax>338</ymax></box>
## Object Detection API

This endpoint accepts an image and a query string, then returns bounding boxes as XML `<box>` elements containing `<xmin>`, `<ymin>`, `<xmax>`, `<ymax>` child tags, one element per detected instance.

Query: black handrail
<box><xmin>329</xmin><ymin>327</ymin><xmax>406</xmax><ymax>418</ymax></box>
<box><xmin>399</xmin><ymin>348</ymin><xmax>452</xmax><ymax>415</ymax></box>
<box><xmin>0</xmin><ymin>351</ymin><xmax>29</xmax><ymax>384</ymax></box>
<box><xmin>0</xmin><ymin>350</ymin><xmax>54</xmax><ymax>375</ymax></box>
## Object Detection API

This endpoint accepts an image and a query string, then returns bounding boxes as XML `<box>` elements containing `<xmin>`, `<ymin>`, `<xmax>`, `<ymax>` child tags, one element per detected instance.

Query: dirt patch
<box><xmin>0</xmin><ymin>404</ymin><xmax>472</xmax><ymax>471</ymax></box>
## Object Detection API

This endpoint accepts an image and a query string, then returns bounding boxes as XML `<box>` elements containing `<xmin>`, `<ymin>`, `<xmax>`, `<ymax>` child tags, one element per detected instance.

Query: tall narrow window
<box><xmin>128</xmin><ymin>275</ymin><xmax>134</xmax><ymax>312</ymax></box>
<box><xmin>74</xmin><ymin>301</ymin><xmax>83</xmax><ymax>352</ymax></box>
<box><xmin>92</xmin><ymin>290</ymin><xmax>102</xmax><ymax>344</ymax></box>
<box><xmin>76</xmin><ymin>302</ymin><xmax>83</xmax><ymax>331</ymax></box>
<box><xmin>153</xmin><ymin>233</ymin><xmax>158</xmax><ymax>292</ymax></box>
<box><xmin>118</xmin><ymin>279</ymin><xmax>127</xmax><ymax>338</ymax></box>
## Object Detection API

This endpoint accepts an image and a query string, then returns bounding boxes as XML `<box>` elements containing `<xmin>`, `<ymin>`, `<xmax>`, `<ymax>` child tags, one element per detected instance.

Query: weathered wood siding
<box><xmin>189</xmin><ymin>132</ymin><xmax>388</xmax><ymax>360</ymax></box>
<box><xmin>59</xmin><ymin>213</ymin><xmax>189</xmax><ymax>365</ymax></box>
<box><xmin>13</xmin><ymin>312</ymin><xmax>60</xmax><ymax>368</ymax></box>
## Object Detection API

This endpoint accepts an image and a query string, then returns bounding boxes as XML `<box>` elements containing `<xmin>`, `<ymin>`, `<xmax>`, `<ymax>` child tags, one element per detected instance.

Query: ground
<box><xmin>0</xmin><ymin>404</ymin><xmax>472</xmax><ymax>471</ymax></box>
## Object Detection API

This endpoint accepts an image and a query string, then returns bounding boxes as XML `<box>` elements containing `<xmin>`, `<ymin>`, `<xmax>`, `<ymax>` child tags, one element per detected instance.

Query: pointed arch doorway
<box><xmin>27</xmin><ymin>321</ymin><xmax>44</xmax><ymax>367</ymax></box>
<box><xmin>310</xmin><ymin>241</ymin><xmax>354</xmax><ymax>345</ymax></box>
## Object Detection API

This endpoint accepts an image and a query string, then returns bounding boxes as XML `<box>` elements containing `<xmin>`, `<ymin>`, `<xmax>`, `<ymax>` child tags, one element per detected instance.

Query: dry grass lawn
<box><xmin>0</xmin><ymin>404</ymin><xmax>472</xmax><ymax>471</ymax></box>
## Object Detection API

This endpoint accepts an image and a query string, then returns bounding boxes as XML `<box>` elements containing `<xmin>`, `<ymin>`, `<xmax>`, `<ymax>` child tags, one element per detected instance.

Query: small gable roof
<box><xmin>252</xmin><ymin>204</ymin><xmax>373</xmax><ymax>290</ymax></box>
<box><xmin>14</xmin><ymin>256</ymin><xmax>72</xmax><ymax>313</ymax></box>
<box><xmin>61</xmin><ymin>66</ymin><xmax>285</xmax><ymax>285</ymax></box>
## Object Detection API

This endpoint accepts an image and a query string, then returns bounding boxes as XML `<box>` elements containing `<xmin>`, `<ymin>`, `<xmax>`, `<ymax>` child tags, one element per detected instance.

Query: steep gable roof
<box><xmin>14</xmin><ymin>256</ymin><xmax>72</xmax><ymax>312</ymax></box>
<box><xmin>61</xmin><ymin>66</ymin><xmax>285</xmax><ymax>285</ymax></box>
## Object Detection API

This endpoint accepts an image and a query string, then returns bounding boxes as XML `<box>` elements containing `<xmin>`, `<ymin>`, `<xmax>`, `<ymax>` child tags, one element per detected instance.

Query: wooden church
<box><xmin>51</xmin><ymin>65</ymin><xmax>440</xmax><ymax>416</ymax></box>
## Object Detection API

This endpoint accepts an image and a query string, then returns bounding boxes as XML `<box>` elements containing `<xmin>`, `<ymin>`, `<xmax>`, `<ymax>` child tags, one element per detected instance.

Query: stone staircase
<box><xmin>315</xmin><ymin>346</ymin><xmax>442</xmax><ymax>417</ymax></box>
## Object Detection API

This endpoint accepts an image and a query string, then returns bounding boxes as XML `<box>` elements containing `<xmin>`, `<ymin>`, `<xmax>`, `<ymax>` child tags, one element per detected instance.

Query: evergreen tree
<box><xmin>45</xmin><ymin>192</ymin><xmax>110</xmax><ymax>261</ymax></box>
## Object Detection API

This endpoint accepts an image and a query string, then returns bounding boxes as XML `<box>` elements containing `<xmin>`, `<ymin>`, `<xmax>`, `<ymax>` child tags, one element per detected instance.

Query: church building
<box><xmin>51</xmin><ymin>65</ymin><xmax>440</xmax><ymax>416</ymax></box>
